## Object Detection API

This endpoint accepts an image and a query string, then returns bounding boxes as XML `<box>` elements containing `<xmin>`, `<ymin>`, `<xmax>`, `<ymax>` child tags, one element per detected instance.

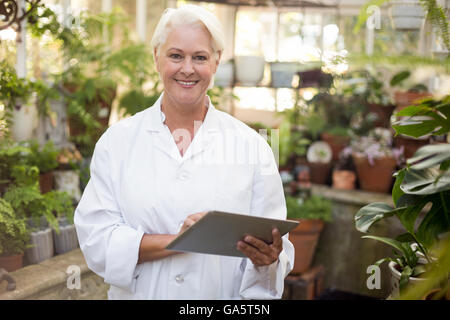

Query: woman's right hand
<box><xmin>178</xmin><ymin>211</ymin><xmax>208</xmax><ymax>235</ymax></box>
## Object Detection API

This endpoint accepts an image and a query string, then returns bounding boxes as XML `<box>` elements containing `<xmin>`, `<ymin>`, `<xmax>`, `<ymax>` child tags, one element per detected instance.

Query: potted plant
<box><xmin>347</xmin><ymin>128</ymin><xmax>404</xmax><ymax>193</ymax></box>
<box><xmin>390</xmin><ymin>70</ymin><xmax>432</xmax><ymax>111</ymax></box>
<box><xmin>364</xmin><ymin>70</ymin><xmax>396</xmax><ymax>128</ymax></box>
<box><xmin>54</xmin><ymin>145</ymin><xmax>83</xmax><ymax>202</ymax></box>
<box><xmin>306</xmin><ymin>141</ymin><xmax>333</xmax><ymax>185</ymax></box>
<box><xmin>0</xmin><ymin>61</ymin><xmax>38</xmax><ymax>142</ymax></box>
<box><xmin>332</xmin><ymin>149</ymin><xmax>357</xmax><ymax>190</ymax></box>
<box><xmin>286</xmin><ymin>194</ymin><xmax>332</xmax><ymax>275</ymax></box>
<box><xmin>0</xmin><ymin>198</ymin><xmax>30</xmax><ymax>272</ymax></box>
<box><xmin>44</xmin><ymin>190</ymin><xmax>77</xmax><ymax>255</ymax></box>
<box><xmin>354</xmin><ymin>95</ymin><xmax>450</xmax><ymax>298</ymax></box>
<box><xmin>26</xmin><ymin>139</ymin><xmax>59</xmax><ymax>194</ymax></box>
<box><xmin>0</xmin><ymin>139</ymin><xmax>32</xmax><ymax>194</ymax></box>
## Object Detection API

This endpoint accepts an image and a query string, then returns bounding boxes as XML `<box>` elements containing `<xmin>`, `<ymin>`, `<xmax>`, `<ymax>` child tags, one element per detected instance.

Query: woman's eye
<box><xmin>170</xmin><ymin>54</ymin><xmax>182</xmax><ymax>59</ymax></box>
<box><xmin>195</xmin><ymin>56</ymin><xmax>207</xmax><ymax>61</ymax></box>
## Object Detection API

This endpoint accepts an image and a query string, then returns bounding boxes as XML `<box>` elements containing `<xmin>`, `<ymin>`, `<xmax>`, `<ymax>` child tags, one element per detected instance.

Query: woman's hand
<box><xmin>178</xmin><ymin>211</ymin><xmax>208</xmax><ymax>235</ymax></box>
<box><xmin>236</xmin><ymin>228</ymin><xmax>283</xmax><ymax>267</ymax></box>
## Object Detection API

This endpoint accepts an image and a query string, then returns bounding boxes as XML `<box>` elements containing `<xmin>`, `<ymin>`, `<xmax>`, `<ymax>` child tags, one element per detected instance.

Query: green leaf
<box><xmin>396</xmin><ymin>197</ymin><xmax>429</xmax><ymax>234</ymax></box>
<box><xmin>392</xmin><ymin>120</ymin><xmax>439</xmax><ymax>138</ymax></box>
<box><xmin>392</xmin><ymin>169</ymin><xmax>406</xmax><ymax>206</ymax></box>
<box><xmin>355</xmin><ymin>203</ymin><xmax>399</xmax><ymax>233</ymax></box>
<box><xmin>399</xmin><ymin>265</ymin><xmax>413</xmax><ymax>291</ymax></box>
<box><xmin>390</xmin><ymin>70</ymin><xmax>411</xmax><ymax>87</ymax></box>
<box><xmin>395</xmin><ymin>233</ymin><xmax>416</xmax><ymax>243</ymax></box>
<box><xmin>401</xmin><ymin>168</ymin><xmax>450</xmax><ymax>195</ymax></box>
<box><xmin>416</xmin><ymin>198</ymin><xmax>448</xmax><ymax>248</ymax></box>
<box><xmin>362</xmin><ymin>235</ymin><xmax>408</xmax><ymax>255</ymax></box>
<box><xmin>407</xmin><ymin>144</ymin><xmax>450</xmax><ymax>170</ymax></box>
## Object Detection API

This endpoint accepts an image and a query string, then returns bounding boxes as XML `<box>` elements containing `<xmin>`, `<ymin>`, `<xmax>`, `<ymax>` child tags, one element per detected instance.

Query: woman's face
<box><xmin>155</xmin><ymin>24</ymin><xmax>219</xmax><ymax>108</ymax></box>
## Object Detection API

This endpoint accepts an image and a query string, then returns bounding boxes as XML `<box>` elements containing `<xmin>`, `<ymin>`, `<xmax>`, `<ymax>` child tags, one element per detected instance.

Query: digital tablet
<box><xmin>166</xmin><ymin>210</ymin><xmax>299</xmax><ymax>258</ymax></box>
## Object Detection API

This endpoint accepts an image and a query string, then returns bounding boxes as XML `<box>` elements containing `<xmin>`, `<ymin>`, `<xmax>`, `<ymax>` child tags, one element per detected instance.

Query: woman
<box><xmin>74</xmin><ymin>4</ymin><xmax>294</xmax><ymax>300</ymax></box>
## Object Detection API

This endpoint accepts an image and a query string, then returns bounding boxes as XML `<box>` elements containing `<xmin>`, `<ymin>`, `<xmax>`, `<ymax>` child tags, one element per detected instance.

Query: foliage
<box><xmin>355</xmin><ymin>95</ymin><xmax>450</xmax><ymax>295</ymax></box>
<box><xmin>278</xmin><ymin>118</ymin><xmax>310</xmax><ymax>168</ymax></box>
<box><xmin>57</xmin><ymin>145</ymin><xmax>83</xmax><ymax>170</ymax></box>
<box><xmin>389</xmin><ymin>70</ymin><xmax>429</xmax><ymax>93</ymax></box>
<box><xmin>0</xmin><ymin>140</ymin><xmax>32</xmax><ymax>189</ymax></box>
<box><xmin>43</xmin><ymin>190</ymin><xmax>75</xmax><ymax>226</ymax></box>
<box><xmin>343</xmin><ymin>128</ymin><xmax>404</xmax><ymax>166</ymax></box>
<box><xmin>0</xmin><ymin>198</ymin><xmax>30</xmax><ymax>256</ymax></box>
<box><xmin>286</xmin><ymin>195</ymin><xmax>332</xmax><ymax>222</ymax></box>
<box><xmin>26</xmin><ymin>140</ymin><xmax>59</xmax><ymax>174</ymax></box>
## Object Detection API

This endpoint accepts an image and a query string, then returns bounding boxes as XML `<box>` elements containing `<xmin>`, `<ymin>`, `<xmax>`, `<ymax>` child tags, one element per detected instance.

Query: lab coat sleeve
<box><xmin>74</xmin><ymin>130</ymin><xmax>145</xmax><ymax>291</ymax></box>
<box><xmin>239</xmin><ymin>137</ymin><xmax>294</xmax><ymax>299</ymax></box>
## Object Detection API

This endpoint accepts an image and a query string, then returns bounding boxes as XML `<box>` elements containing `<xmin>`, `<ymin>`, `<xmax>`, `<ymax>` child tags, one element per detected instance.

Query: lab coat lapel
<box><xmin>144</xmin><ymin>95</ymin><xmax>182</xmax><ymax>162</ymax></box>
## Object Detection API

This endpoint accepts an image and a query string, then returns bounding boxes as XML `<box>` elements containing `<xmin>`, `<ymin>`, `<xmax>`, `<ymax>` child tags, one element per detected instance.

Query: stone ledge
<box><xmin>311</xmin><ymin>184</ymin><xmax>393</xmax><ymax>207</ymax></box>
<box><xmin>0</xmin><ymin>249</ymin><xmax>108</xmax><ymax>300</ymax></box>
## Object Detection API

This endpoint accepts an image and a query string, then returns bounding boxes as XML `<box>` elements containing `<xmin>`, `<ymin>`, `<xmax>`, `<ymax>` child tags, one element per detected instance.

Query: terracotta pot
<box><xmin>394</xmin><ymin>91</ymin><xmax>431</xmax><ymax>110</ymax></box>
<box><xmin>288</xmin><ymin>219</ymin><xmax>324</xmax><ymax>275</ymax></box>
<box><xmin>39</xmin><ymin>171</ymin><xmax>54</xmax><ymax>194</ymax></box>
<box><xmin>0</xmin><ymin>253</ymin><xmax>24</xmax><ymax>272</ymax></box>
<box><xmin>332</xmin><ymin>170</ymin><xmax>356</xmax><ymax>190</ymax></box>
<box><xmin>368</xmin><ymin>103</ymin><xmax>395</xmax><ymax>128</ymax></box>
<box><xmin>352</xmin><ymin>154</ymin><xmax>396</xmax><ymax>193</ymax></box>
<box><xmin>394</xmin><ymin>135</ymin><xmax>429</xmax><ymax>160</ymax></box>
<box><xmin>321</xmin><ymin>132</ymin><xmax>350</xmax><ymax>162</ymax></box>
<box><xmin>307</xmin><ymin>162</ymin><xmax>331</xmax><ymax>185</ymax></box>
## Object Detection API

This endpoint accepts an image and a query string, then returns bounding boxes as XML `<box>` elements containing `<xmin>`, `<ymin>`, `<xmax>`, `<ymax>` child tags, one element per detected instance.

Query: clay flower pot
<box><xmin>394</xmin><ymin>135</ymin><xmax>429</xmax><ymax>160</ymax></box>
<box><xmin>394</xmin><ymin>91</ymin><xmax>431</xmax><ymax>111</ymax></box>
<box><xmin>0</xmin><ymin>253</ymin><xmax>24</xmax><ymax>272</ymax></box>
<box><xmin>352</xmin><ymin>154</ymin><xmax>397</xmax><ymax>193</ymax></box>
<box><xmin>39</xmin><ymin>171</ymin><xmax>54</xmax><ymax>194</ymax></box>
<box><xmin>332</xmin><ymin>169</ymin><xmax>356</xmax><ymax>190</ymax></box>
<box><xmin>288</xmin><ymin>219</ymin><xmax>324</xmax><ymax>275</ymax></box>
<box><xmin>308</xmin><ymin>162</ymin><xmax>331</xmax><ymax>185</ymax></box>
<box><xmin>321</xmin><ymin>132</ymin><xmax>350</xmax><ymax>162</ymax></box>
<box><xmin>368</xmin><ymin>103</ymin><xmax>395</xmax><ymax>128</ymax></box>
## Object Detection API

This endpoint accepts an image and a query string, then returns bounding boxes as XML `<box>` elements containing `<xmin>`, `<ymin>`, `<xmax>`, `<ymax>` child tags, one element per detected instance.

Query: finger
<box><xmin>237</xmin><ymin>241</ymin><xmax>266</xmax><ymax>265</ymax></box>
<box><xmin>243</xmin><ymin>235</ymin><xmax>271</xmax><ymax>254</ymax></box>
<box><xmin>190</xmin><ymin>211</ymin><xmax>208</xmax><ymax>221</ymax></box>
<box><xmin>272</xmin><ymin>228</ymin><xmax>282</xmax><ymax>249</ymax></box>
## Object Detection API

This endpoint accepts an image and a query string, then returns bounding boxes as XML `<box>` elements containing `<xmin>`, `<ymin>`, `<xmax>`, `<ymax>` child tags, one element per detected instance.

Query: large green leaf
<box><xmin>407</xmin><ymin>144</ymin><xmax>450</xmax><ymax>170</ymax></box>
<box><xmin>396</xmin><ymin>196</ymin><xmax>430</xmax><ymax>234</ymax></box>
<box><xmin>355</xmin><ymin>203</ymin><xmax>399</xmax><ymax>233</ymax></box>
<box><xmin>401</xmin><ymin>168</ymin><xmax>450</xmax><ymax>195</ymax></box>
<box><xmin>392</xmin><ymin>169</ymin><xmax>406</xmax><ymax>206</ymax></box>
<box><xmin>416</xmin><ymin>195</ymin><xmax>450</xmax><ymax>249</ymax></box>
<box><xmin>392</xmin><ymin>120</ymin><xmax>441</xmax><ymax>138</ymax></box>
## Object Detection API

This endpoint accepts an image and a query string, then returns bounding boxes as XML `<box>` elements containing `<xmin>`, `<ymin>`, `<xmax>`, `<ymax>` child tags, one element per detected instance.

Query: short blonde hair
<box><xmin>151</xmin><ymin>4</ymin><xmax>225</xmax><ymax>61</ymax></box>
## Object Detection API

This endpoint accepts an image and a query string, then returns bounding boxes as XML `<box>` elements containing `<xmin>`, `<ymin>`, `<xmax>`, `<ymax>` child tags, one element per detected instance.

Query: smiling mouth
<box><xmin>176</xmin><ymin>80</ymin><xmax>199</xmax><ymax>86</ymax></box>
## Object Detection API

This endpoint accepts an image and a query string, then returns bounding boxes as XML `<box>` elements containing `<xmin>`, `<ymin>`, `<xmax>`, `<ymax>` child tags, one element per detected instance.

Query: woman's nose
<box><xmin>180</xmin><ymin>58</ymin><xmax>194</xmax><ymax>75</ymax></box>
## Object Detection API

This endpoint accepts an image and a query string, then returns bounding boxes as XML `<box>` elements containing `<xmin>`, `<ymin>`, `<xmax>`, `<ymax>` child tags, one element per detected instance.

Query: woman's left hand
<box><xmin>236</xmin><ymin>228</ymin><xmax>283</xmax><ymax>267</ymax></box>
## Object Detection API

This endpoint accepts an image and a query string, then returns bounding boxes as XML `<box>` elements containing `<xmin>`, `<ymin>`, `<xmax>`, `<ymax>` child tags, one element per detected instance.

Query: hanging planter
<box><xmin>214</xmin><ymin>61</ymin><xmax>234</xmax><ymax>87</ymax></box>
<box><xmin>234</xmin><ymin>56</ymin><xmax>265</xmax><ymax>86</ymax></box>
<box><xmin>11</xmin><ymin>97</ymin><xmax>38</xmax><ymax>142</ymax></box>
<box><xmin>270</xmin><ymin>62</ymin><xmax>298</xmax><ymax>88</ymax></box>
<box><xmin>389</xmin><ymin>0</ymin><xmax>426</xmax><ymax>30</ymax></box>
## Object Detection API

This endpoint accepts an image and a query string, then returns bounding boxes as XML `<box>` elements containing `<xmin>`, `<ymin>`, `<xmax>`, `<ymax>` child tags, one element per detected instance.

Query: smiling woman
<box><xmin>74</xmin><ymin>4</ymin><xmax>294</xmax><ymax>300</ymax></box>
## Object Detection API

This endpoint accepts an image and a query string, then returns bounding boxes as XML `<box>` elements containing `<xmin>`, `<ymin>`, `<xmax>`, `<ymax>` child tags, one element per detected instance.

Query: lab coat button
<box><xmin>175</xmin><ymin>274</ymin><xmax>184</xmax><ymax>283</ymax></box>
<box><xmin>178</xmin><ymin>171</ymin><xmax>189</xmax><ymax>180</ymax></box>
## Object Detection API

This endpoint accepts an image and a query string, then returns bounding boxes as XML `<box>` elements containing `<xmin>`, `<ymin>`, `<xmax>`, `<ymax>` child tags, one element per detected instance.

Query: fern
<box><xmin>0</xmin><ymin>198</ymin><xmax>30</xmax><ymax>256</ymax></box>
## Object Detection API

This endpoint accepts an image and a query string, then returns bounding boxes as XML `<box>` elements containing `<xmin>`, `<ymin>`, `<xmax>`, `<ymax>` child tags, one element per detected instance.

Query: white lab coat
<box><xmin>74</xmin><ymin>94</ymin><xmax>294</xmax><ymax>300</ymax></box>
